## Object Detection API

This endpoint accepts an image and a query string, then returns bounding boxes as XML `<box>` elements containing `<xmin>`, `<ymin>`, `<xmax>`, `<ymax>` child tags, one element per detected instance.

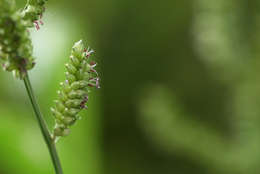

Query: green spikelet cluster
<box><xmin>21</xmin><ymin>0</ymin><xmax>48</xmax><ymax>29</ymax></box>
<box><xmin>0</xmin><ymin>0</ymin><xmax>35</xmax><ymax>79</ymax></box>
<box><xmin>51</xmin><ymin>40</ymin><xmax>100</xmax><ymax>138</ymax></box>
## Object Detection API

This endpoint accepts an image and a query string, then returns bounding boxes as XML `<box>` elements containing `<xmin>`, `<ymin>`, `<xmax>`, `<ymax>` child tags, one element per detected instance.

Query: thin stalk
<box><xmin>23</xmin><ymin>73</ymin><xmax>63</xmax><ymax>174</ymax></box>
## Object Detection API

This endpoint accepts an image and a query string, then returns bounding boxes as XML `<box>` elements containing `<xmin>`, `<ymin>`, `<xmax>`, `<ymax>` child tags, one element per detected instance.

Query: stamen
<box><xmin>90</xmin><ymin>68</ymin><xmax>99</xmax><ymax>76</ymax></box>
<box><xmin>95</xmin><ymin>77</ymin><xmax>100</xmax><ymax>89</ymax></box>
<box><xmin>80</xmin><ymin>96</ymin><xmax>89</xmax><ymax>109</ymax></box>
<box><xmin>34</xmin><ymin>21</ymin><xmax>40</xmax><ymax>30</ymax></box>
<box><xmin>90</xmin><ymin>61</ymin><xmax>97</xmax><ymax>68</ymax></box>
<box><xmin>88</xmin><ymin>83</ymin><xmax>95</xmax><ymax>87</ymax></box>
<box><xmin>85</xmin><ymin>47</ymin><xmax>95</xmax><ymax>58</ymax></box>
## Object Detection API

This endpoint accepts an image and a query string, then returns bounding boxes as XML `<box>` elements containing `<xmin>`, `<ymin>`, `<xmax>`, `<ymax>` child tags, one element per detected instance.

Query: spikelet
<box><xmin>0</xmin><ymin>0</ymin><xmax>35</xmax><ymax>79</ymax></box>
<box><xmin>51</xmin><ymin>40</ymin><xmax>100</xmax><ymax>139</ymax></box>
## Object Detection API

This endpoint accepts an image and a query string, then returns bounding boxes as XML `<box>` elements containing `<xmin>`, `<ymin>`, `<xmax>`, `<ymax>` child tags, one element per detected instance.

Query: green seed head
<box><xmin>52</xmin><ymin>40</ymin><xmax>100</xmax><ymax>139</ymax></box>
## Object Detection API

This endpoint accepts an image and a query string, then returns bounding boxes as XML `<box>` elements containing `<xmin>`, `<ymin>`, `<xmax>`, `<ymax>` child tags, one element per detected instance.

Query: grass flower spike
<box><xmin>0</xmin><ymin>0</ymin><xmax>35</xmax><ymax>79</ymax></box>
<box><xmin>51</xmin><ymin>40</ymin><xmax>100</xmax><ymax>139</ymax></box>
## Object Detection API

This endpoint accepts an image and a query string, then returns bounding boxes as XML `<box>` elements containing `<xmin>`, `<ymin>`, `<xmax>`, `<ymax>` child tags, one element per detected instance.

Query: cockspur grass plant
<box><xmin>0</xmin><ymin>0</ymin><xmax>100</xmax><ymax>173</ymax></box>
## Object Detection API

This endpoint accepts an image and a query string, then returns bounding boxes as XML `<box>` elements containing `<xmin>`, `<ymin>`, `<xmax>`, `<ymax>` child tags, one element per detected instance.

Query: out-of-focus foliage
<box><xmin>1</xmin><ymin>0</ymin><xmax>260</xmax><ymax>174</ymax></box>
<box><xmin>193</xmin><ymin>0</ymin><xmax>251</xmax><ymax>81</ymax></box>
<box><xmin>136</xmin><ymin>1</ymin><xmax>260</xmax><ymax>174</ymax></box>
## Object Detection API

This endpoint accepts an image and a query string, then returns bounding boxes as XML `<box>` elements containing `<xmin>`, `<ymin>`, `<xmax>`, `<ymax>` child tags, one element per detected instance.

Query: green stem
<box><xmin>23</xmin><ymin>73</ymin><xmax>63</xmax><ymax>174</ymax></box>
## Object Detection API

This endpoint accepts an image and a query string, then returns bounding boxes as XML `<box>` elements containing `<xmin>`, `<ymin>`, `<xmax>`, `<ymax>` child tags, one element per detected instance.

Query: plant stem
<box><xmin>23</xmin><ymin>73</ymin><xmax>63</xmax><ymax>174</ymax></box>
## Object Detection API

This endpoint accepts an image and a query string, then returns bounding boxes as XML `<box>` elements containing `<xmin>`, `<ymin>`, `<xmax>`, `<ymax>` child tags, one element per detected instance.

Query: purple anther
<box><xmin>85</xmin><ymin>47</ymin><xmax>94</xmax><ymax>58</ymax></box>
<box><xmin>34</xmin><ymin>21</ymin><xmax>40</xmax><ymax>30</ymax></box>
<box><xmin>89</xmin><ymin>61</ymin><xmax>97</xmax><ymax>68</ymax></box>
<box><xmin>88</xmin><ymin>83</ymin><xmax>95</xmax><ymax>87</ymax></box>
<box><xmin>80</xmin><ymin>96</ymin><xmax>89</xmax><ymax>109</ymax></box>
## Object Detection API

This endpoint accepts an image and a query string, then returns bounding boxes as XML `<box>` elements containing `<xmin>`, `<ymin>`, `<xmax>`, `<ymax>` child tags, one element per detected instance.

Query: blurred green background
<box><xmin>1</xmin><ymin>0</ymin><xmax>260</xmax><ymax>173</ymax></box>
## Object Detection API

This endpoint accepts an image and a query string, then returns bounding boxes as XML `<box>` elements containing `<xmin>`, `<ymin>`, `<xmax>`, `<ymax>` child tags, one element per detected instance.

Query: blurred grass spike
<box><xmin>0</xmin><ymin>0</ymin><xmax>36</xmax><ymax>79</ymax></box>
<box><xmin>51</xmin><ymin>40</ymin><xmax>100</xmax><ymax>140</ymax></box>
